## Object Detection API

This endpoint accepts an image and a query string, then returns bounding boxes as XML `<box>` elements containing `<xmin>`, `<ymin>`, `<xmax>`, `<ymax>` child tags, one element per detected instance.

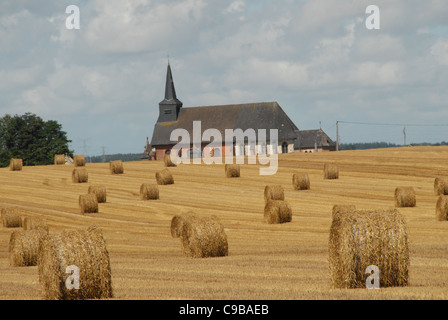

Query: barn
<box><xmin>146</xmin><ymin>63</ymin><xmax>335</xmax><ymax>160</ymax></box>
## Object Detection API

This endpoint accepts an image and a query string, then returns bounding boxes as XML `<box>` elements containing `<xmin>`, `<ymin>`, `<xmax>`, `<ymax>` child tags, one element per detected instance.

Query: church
<box><xmin>144</xmin><ymin>63</ymin><xmax>336</xmax><ymax>160</ymax></box>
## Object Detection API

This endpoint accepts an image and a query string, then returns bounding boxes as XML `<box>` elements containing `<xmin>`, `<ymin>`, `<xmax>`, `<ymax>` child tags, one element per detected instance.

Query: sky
<box><xmin>1</xmin><ymin>0</ymin><xmax>448</xmax><ymax>156</ymax></box>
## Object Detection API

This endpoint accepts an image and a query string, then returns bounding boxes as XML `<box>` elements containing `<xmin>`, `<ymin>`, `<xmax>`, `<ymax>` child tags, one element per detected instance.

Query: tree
<box><xmin>0</xmin><ymin>113</ymin><xmax>73</xmax><ymax>167</ymax></box>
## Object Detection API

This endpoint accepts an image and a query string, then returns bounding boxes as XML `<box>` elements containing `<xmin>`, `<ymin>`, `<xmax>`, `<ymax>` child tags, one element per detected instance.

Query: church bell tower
<box><xmin>157</xmin><ymin>62</ymin><xmax>182</xmax><ymax>123</ymax></box>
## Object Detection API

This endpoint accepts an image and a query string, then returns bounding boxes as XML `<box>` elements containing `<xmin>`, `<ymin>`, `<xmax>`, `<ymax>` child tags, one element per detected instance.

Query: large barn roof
<box><xmin>150</xmin><ymin>101</ymin><xmax>299</xmax><ymax>146</ymax></box>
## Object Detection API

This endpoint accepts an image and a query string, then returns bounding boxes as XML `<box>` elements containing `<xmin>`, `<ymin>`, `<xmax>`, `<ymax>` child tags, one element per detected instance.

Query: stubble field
<box><xmin>1</xmin><ymin>146</ymin><xmax>448</xmax><ymax>300</ymax></box>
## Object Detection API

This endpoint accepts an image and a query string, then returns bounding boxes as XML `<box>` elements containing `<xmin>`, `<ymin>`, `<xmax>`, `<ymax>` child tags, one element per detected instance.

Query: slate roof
<box><xmin>150</xmin><ymin>101</ymin><xmax>300</xmax><ymax>146</ymax></box>
<box><xmin>295</xmin><ymin>129</ymin><xmax>336</xmax><ymax>149</ymax></box>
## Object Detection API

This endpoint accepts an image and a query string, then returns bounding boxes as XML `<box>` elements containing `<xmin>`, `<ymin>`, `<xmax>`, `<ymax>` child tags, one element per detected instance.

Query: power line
<box><xmin>337</xmin><ymin>121</ymin><xmax>448</xmax><ymax>127</ymax></box>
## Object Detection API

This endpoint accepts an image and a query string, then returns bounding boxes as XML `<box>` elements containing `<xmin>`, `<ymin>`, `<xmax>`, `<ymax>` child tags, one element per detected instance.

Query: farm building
<box><xmin>147</xmin><ymin>63</ymin><xmax>335</xmax><ymax>160</ymax></box>
<box><xmin>295</xmin><ymin>129</ymin><xmax>336</xmax><ymax>153</ymax></box>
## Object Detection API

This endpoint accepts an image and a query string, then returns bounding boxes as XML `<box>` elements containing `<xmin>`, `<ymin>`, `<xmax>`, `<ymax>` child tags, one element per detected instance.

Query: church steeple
<box><xmin>157</xmin><ymin>62</ymin><xmax>182</xmax><ymax>123</ymax></box>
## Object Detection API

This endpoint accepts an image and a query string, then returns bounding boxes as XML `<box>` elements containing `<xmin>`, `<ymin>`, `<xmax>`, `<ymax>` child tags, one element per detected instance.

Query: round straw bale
<box><xmin>225</xmin><ymin>164</ymin><xmax>240</xmax><ymax>178</ymax></box>
<box><xmin>23</xmin><ymin>216</ymin><xmax>48</xmax><ymax>232</ymax></box>
<box><xmin>170</xmin><ymin>212</ymin><xmax>196</xmax><ymax>238</ymax></box>
<box><xmin>109</xmin><ymin>160</ymin><xmax>124</xmax><ymax>174</ymax></box>
<box><xmin>394</xmin><ymin>187</ymin><xmax>416</xmax><ymax>207</ymax></box>
<box><xmin>164</xmin><ymin>154</ymin><xmax>177</xmax><ymax>167</ymax></box>
<box><xmin>9</xmin><ymin>158</ymin><xmax>23</xmax><ymax>171</ymax></box>
<box><xmin>324</xmin><ymin>163</ymin><xmax>339</xmax><ymax>179</ymax></box>
<box><xmin>72</xmin><ymin>168</ymin><xmax>88</xmax><ymax>183</ymax></box>
<box><xmin>329</xmin><ymin>209</ymin><xmax>409</xmax><ymax>289</ymax></box>
<box><xmin>180</xmin><ymin>215</ymin><xmax>228</xmax><ymax>258</ymax></box>
<box><xmin>292</xmin><ymin>173</ymin><xmax>310</xmax><ymax>190</ymax></box>
<box><xmin>434</xmin><ymin>177</ymin><xmax>448</xmax><ymax>195</ymax></box>
<box><xmin>38</xmin><ymin>225</ymin><xmax>113</xmax><ymax>300</ymax></box>
<box><xmin>436</xmin><ymin>195</ymin><xmax>448</xmax><ymax>221</ymax></box>
<box><xmin>155</xmin><ymin>168</ymin><xmax>174</xmax><ymax>185</ymax></box>
<box><xmin>264</xmin><ymin>200</ymin><xmax>292</xmax><ymax>224</ymax></box>
<box><xmin>54</xmin><ymin>154</ymin><xmax>65</xmax><ymax>165</ymax></box>
<box><xmin>1</xmin><ymin>207</ymin><xmax>23</xmax><ymax>228</ymax></box>
<box><xmin>140</xmin><ymin>183</ymin><xmax>159</xmax><ymax>200</ymax></box>
<box><xmin>88</xmin><ymin>185</ymin><xmax>107</xmax><ymax>203</ymax></box>
<box><xmin>73</xmin><ymin>155</ymin><xmax>85</xmax><ymax>167</ymax></box>
<box><xmin>264</xmin><ymin>185</ymin><xmax>284</xmax><ymax>204</ymax></box>
<box><xmin>9</xmin><ymin>228</ymin><xmax>49</xmax><ymax>267</ymax></box>
<box><xmin>79</xmin><ymin>194</ymin><xmax>98</xmax><ymax>214</ymax></box>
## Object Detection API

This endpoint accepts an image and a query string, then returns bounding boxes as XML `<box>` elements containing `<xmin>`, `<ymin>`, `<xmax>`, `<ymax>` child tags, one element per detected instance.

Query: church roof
<box><xmin>150</xmin><ymin>101</ymin><xmax>299</xmax><ymax>146</ymax></box>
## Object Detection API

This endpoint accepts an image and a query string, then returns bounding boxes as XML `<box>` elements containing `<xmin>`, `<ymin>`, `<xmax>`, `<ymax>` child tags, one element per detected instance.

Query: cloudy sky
<box><xmin>1</xmin><ymin>0</ymin><xmax>448</xmax><ymax>155</ymax></box>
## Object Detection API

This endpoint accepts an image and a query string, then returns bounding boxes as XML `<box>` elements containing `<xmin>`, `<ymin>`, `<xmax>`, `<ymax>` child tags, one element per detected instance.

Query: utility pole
<box><xmin>403</xmin><ymin>127</ymin><xmax>406</xmax><ymax>146</ymax></box>
<box><xmin>336</xmin><ymin>121</ymin><xmax>339</xmax><ymax>151</ymax></box>
<box><xmin>101</xmin><ymin>146</ymin><xmax>107</xmax><ymax>163</ymax></box>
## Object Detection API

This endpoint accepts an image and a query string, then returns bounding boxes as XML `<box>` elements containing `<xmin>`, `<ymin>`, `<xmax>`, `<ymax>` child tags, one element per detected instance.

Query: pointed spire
<box><xmin>164</xmin><ymin>62</ymin><xmax>178</xmax><ymax>101</ymax></box>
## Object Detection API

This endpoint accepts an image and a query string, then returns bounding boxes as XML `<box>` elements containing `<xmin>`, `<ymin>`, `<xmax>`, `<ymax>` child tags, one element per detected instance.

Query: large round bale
<box><xmin>436</xmin><ymin>195</ymin><xmax>448</xmax><ymax>221</ymax></box>
<box><xmin>1</xmin><ymin>207</ymin><xmax>23</xmax><ymax>228</ymax></box>
<box><xmin>88</xmin><ymin>185</ymin><xmax>107</xmax><ymax>203</ymax></box>
<box><xmin>79</xmin><ymin>194</ymin><xmax>98</xmax><ymax>214</ymax></box>
<box><xmin>155</xmin><ymin>168</ymin><xmax>174</xmax><ymax>185</ymax></box>
<box><xmin>434</xmin><ymin>177</ymin><xmax>448</xmax><ymax>195</ymax></box>
<box><xmin>180</xmin><ymin>215</ymin><xmax>228</xmax><ymax>258</ymax></box>
<box><xmin>73</xmin><ymin>155</ymin><xmax>86</xmax><ymax>167</ymax></box>
<box><xmin>54</xmin><ymin>154</ymin><xmax>65</xmax><ymax>165</ymax></box>
<box><xmin>140</xmin><ymin>183</ymin><xmax>159</xmax><ymax>200</ymax></box>
<box><xmin>329</xmin><ymin>209</ymin><xmax>409</xmax><ymax>289</ymax></box>
<box><xmin>38</xmin><ymin>225</ymin><xmax>113</xmax><ymax>300</ymax></box>
<box><xmin>324</xmin><ymin>163</ymin><xmax>339</xmax><ymax>180</ymax></box>
<box><xmin>23</xmin><ymin>216</ymin><xmax>48</xmax><ymax>232</ymax></box>
<box><xmin>394</xmin><ymin>187</ymin><xmax>416</xmax><ymax>207</ymax></box>
<box><xmin>72</xmin><ymin>168</ymin><xmax>88</xmax><ymax>183</ymax></box>
<box><xmin>264</xmin><ymin>185</ymin><xmax>284</xmax><ymax>204</ymax></box>
<box><xmin>170</xmin><ymin>212</ymin><xmax>196</xmax><ymax>238</ymax></box>
<box><xmin>164</xmin><ymin>154</ymin><xmax>177</xmax><ymax>167</ymax></box>
<box><xmin>9</xmin><ymin>158</ymin><xmax>23</xmax><ymax>171</ymax></box>
<box><xmin>292</xmin><ymin>173</ymin><xmax>310</xmax><ymax>190</ymax></box>
<box><xmin>109</xmin><ymin>160</ymin><xmax>124</xmax><ymax>174</ymax></box>
<box><xmin>225</xmin><ymin>164</ymin><xmax>240</xmax><ymax>178</ymax></box>
<box><xmin>9</xmin><ymin>228</ymin><xmax>49</xmax><ymax>267</ymax></box>
<box><xmin>264</xmin><ymin>200</ymin><xmax>292</xmax><ymax>224</ymax></box>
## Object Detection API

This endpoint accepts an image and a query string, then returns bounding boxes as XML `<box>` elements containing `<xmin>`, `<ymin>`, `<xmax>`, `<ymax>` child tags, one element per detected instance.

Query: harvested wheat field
<box><xmin>1</xmin><ymin>146</ymin><xmax>448</xmax><ymax>300</ymax></box>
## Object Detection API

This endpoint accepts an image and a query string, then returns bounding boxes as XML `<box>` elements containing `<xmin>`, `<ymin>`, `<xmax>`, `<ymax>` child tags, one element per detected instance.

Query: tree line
<box><xmin>0</xmin><ymin>113</ymin><xmax>72</xmax><ymax>167</ymax></box>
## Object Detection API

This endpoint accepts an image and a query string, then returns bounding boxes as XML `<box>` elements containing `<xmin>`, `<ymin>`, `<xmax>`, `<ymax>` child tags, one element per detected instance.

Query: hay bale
<box><xmin>434</xmin><ymin>177</ymin><xmax>448</xmax><ymax>195</ymax></box>
<box><xmin>23</xmin><ymin>216</ymin><xmax>48</xmax><ymax>232</ymax></box>
<box><xmin>394</xmin><ymin>187</ymin><xmax>416</xmax><ymax>207</ymax></box>
<box><xmin>329</xmin><ymin>209</ymin><xmax>409</xmax><ymax>289</ymax></box>
<box><xmin>324</xmin><ymin>163</ymin><xmax>339</xmax><ymax>179</ymax></box>
<box><xmin>140</xmin><ymin>183</ymin><xmax>159</xmax><ymax>200</ymax></box>
<box><xmin>164</xmin><ymin>154</ymin><xmax>177</xmax><ymax>167</ymax></box>
<box><xmin>54</xmin><ymin>154</ymin><xmax>65</xmax><ymax>165</ymax></box>
<box><xmin>79</xmin><ymin>194</ymin><xmax>98</xmax><ymax>214</ymax></box>
<box><xmin>9</xmin><ymin>228</ymin><xmax>49</xmax><ymax>267</ymax></box>
<box><xmin>292</xmin><ymin>173</ymin><xmax>310</xmax><ymax>190</ymax></box>
<box><xmin>72</xmin><ymin>168</ymin><xmax>88</xmax><ymax>183</ymax></box>
<box><xmin>109</xmin><ymin>160</ymin><xmax>124</xmax><ymax>174</ymax></box>
<box><xmin>38</xmin><ymin>225</ymin><xmax>113</xmax><ymax>300</ymax></box>
<box><xmin>170</xmin><ymin>212</ymin><xmax>196</xmax><ymax>238</ymax></box>
<box><xmin>264</xmin><ymin>185</ymin><xmax>284</xmax><ymax>204</ymax></box>
<box><xmin>88</xmin><ymin>185</ymin><xmax>107</xmax><ymax>203</ymax></box>
<box><xmin>1</xmin><ymin>207</ymin><xmax>23</xmax><ymax>228</ymax></box>
<box><xmin>225</xmin><ymin>164</ymin><xmax>240</xmax><ymax>178</ymax></box>
<box><xmin>9</xmin><ymin>158</ymin><xmax>23</xmax><ymax>171</ymax></box>
<box><xmin>155</xmin><ymin>168</ymin><xmax>174</xmax><ymax>185</ymax></box>
<box><xmin>264</xmin><ymin>200</ymin><xmax>292</xmax><ymax>224</ymax></box>
<box><xmin>73</xmin><ymin>155</ymin><xmax>85</xmax><ymax>167</ymax></box>
<box><xmin>180</xmin><ymin>215</ymin><xmax>228</xmax><ymax>258</ymax></box>
<box><xmin>331</xmin><ymin>204</ymin><xmax>356</xmax><ymax>221</ymax></box>
<box><xmin>436</xmin><ymin>195</ymin><xmax>448</xmax><ymax>221</ymax></box>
